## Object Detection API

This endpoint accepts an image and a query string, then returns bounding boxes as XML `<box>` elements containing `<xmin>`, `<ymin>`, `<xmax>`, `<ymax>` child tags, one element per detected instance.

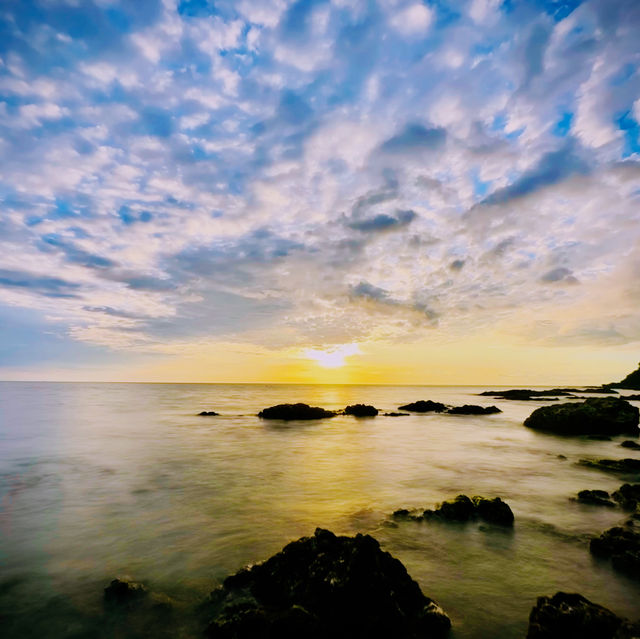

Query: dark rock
<box><xmin>472</xmin><ymin>496</ymin><xmax>514</xmax><ymax>525</ymax></box>
<box><xmin>527</xmin><ymin>592</ymin><xmax>640</xmax><ymax>638</ymax></box>
<box><xmin>398</xmin><ymin>400</ymin><xmax>447</xmax><ymax>413</ymax></box>
<box><xmin>199</xmin><ymin>411</ymin><xmax>220</xmax><ymax>416</ymax></box>
<box><xmin>590</xmin><ymin>526</ymin><xmax>640</xmax><ymax>580</ymax></box>
<box><xmin>623</xmin><ymin>394</ymin><xmax>640</xmax><ymax>400</ymax></box>
<box><xmin>204</xmin><ymin>528</ymin><xmax>450</xmax><ymax>639</ymax></box>
<box><xmin>104</xmin><ymin>579</ymin><xmax>148</xmax><ymax>606</ymax></box>
<box><xmin>479</xmin><ymin>389</ymin><xmax>574</xmax><ymax>400</ymax></box>
<box><xmin>384</xmin><ymin>412</ymin><xmax>410</xmax><ymax>416</ymax></box>
<box><xmin>614</xmin><ymin>363</ymin><xmax>640</xmax><ymax>391</ymax></box>
<box><xmin>447</xmin><ymin>405</ymin><xmax>501</xmax><ymax>415</ymax></box>
<box><xmin>612</xmin><ymin>484</ymin><xmax>640</xmax><ymax>511</ymax></box>
<box><xmin>557</xmin><ymin>454</ymin><xmax>567</xmax><ymax>460</ymax></box>
<box><xmin>257</xmin><ymin>404</ymin><xmax>335</xmax><ymax>420</ymax></box>
<box><xmin>524</xmin><ymin>397</ymin><xmax>639</xmax><ymax>436</ymax></box>
<box><xmin>621</xmin><ymin>440</ymin><xmax>640</xmax><ymax>450</ymax></box>
<box><xmin>344</xmin><ymin>404</ymin><xmax>378</xmax><ymax>417</ymax></box>
<box><xmin>422</xmin><ymin>494</ymin><xmax>514</xmax><ymax>526</ymax></box>
<box><xmin>392</xmin><ymin>509</ymin><xmax>422</xmax><ymax>522</ymax></box>
<box><xmin>574</xmin><ymin>490</ymin><xmax>615</xmax><ymax>507</ymax></box>
<box><xmin>578</xmin><ymin>458</ymin><xmax>640</xmax><ymax>475</ymax></box>
<box><xmin>587</xmin><ymin>434</ymin><xmax>613</xmax><ymax>441</ymax></box>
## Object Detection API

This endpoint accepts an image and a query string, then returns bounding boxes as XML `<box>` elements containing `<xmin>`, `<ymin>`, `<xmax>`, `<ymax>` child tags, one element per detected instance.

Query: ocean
<box><xmin>1</xmin><ymin>382</ymin><xmax>639</xmax><ymax>637</ymax></box>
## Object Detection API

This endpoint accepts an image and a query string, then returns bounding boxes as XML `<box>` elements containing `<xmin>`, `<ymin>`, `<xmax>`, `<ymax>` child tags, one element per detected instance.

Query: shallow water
<box><xmin>1</xmin><ymin>382</ymin><xmax>639</xmax><ymax>637</ymax></box>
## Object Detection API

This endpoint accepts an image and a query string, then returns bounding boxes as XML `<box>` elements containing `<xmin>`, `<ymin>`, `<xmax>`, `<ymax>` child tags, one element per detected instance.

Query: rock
<box><xmin>621</xmin><ymin>440</ymin><xmax>640</xmax><ymax>450</ymax></box>
<box><xmin>523</xmin><ymin>397</ymin><xmax>639</xmax><ymax>436</ymax></box>
<box><xmin>257</xmin><ymin>404</ymin><xmax>335</xmax><ymax>420</ymax></box>
<box><xmin>199</xmin><ymin>411</ymin><xmax>220</xmax><ymax>416</ymax></box>
<box><xmin>398</xmin><ymin>400</ymin><xmax>447</xmax><ymax>413</ymax></box>
<box><xmin>557</xmin><ymin>454</ymin><xmax>567</xmax><ymax>460</ymax></box>
<box><xmin>204</xmin><ymin>528</ymin><xmax>451</xmax><ymax>639</ymax></box>
<box><xmin>578</xmin><ymin>458</ymin><xmax>640</xmax><ymax>475</ymax></box>
<box><xmin>344</xmin><ymin>404</ymin><xmax>378</xmax><ymax>417</ymax></box>
<box><xmin>472</xmin><ymin>496</ymin><xmax>514</xmax><ymax>525</ymax></box>
<box><xmin>526</xmin><ymin>592</ymin><xmax>640</xmax><ymax>638</ymax></box>
<box><xmin>447</xmin><ymin>405</ymin><xmax>501</xmax><ymax>415</ymax></box>
<box><xmin>479</xmin><ymin>389</ymin><xmax>574</xmax><ymax>400</ymax></box>
<box><xmin>590</xmin><ymin>526</ymin><xmax>640</xmax><ymax>580</ymax></box>
<box><xmin>392</xmin><ymin>509</ymin><xmax>422</xmax><ymax>522</ymax></box>
<box><xmin>587</xmin><ymin>434</ymin><xmax>613</xmax><ymax>441</ymax></box>
<box><xmin>384</xmin><ymin>412</ymin><xmax>409</xmax><ymax>416</ymax></box>
<box><xmin>574</xmin><ymin>490</ymin><xmax>615</xmax><ymax>508</ymax></box>
<box><xmin>422</xmin><ymin>494</ymin><xmax>514</xmax><ymax>526</ymax></box>
<box><xmin>612</xmin><ymin>484</ymin><xmax>640</xmax><ymax>511</ymax></box>
<box><xmin>623</xmin><ymin>394</ymin><xmax>640</xmax><ymax>400</ymax></box>
<box><xmin>614</xmin><ymin>363</ymin><xmax>640</xmax><ymax>391</ymax></box>
<box><xmin>104</xmin><ymin>579</ymin><xmax>148</xmax><ymax>606</ymax></box>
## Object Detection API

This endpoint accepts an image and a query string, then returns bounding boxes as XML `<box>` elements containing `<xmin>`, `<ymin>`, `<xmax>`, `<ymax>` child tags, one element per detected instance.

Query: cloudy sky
<box><xmin>0</xmin><ymin>0</ymin><xmax>639</xmax><ymax>384</ymax></box>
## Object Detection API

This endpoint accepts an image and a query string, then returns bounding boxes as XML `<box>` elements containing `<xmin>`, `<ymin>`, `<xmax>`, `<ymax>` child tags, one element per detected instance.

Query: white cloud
<box><xmin>389</xmin><ymin>3</ymin><xmax>434</xmax><ymax>36</ymax></box>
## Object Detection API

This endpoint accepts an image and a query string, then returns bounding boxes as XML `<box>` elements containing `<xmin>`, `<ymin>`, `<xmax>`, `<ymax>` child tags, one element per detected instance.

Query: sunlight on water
<box><xmin>1</xmin><ymin>382</ymin><xmax>639</xmax><ymax>637</ymax></box>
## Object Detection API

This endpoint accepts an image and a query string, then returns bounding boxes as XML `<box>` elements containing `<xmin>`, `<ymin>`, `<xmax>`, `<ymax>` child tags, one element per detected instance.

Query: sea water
<box><xmin>1</xmin><ymin>382</ymin><xmax>639</xmax><ymax>637</ymax></box>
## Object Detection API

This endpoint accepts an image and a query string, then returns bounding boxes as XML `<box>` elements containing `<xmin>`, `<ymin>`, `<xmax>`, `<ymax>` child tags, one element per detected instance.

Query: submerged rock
<box><xmin>574</xmin><ymin>490</ymin><xmax>615</xmax><ymax>508</ymax></box>
<box><xmin>104</xmin><ymin>579</ymin><xmax>148</xmax><ymax>606</ymax></box>
<box><xmin>384</xmin><ymin>412</ymin><xmax>410</xmax><ymax>417</ymax></box>
<box><xmin>199</xmin><ymin>411</ymin><xmax>220</xmax><ymax>416</ymax></box>
<box><xmin>257</xmin><ymin>403</ymin><xmax>335</xmax><ymax>420</ymax></box>
<box><xmin>612</xmin><ymin>484</ymin><xmax>640</xmax><ymax>511</ymax></box>
<box><xmin>344</xmin><ymin>404</ymin><xmax>378</xmax><ymax>417</ymax></box>
<box><xmin>398</xmin><ymin>400</ymin><xmax>447</xmax><ymax>413</ymax></box>
<box><xmin>204</xmin><ymin>528</ymin><xmax>451</xmax><ymax>639</ymax></box>
<box><xmin>447</xmin><ymin>405</ymin><xmax>501</xmax><ymax>415</ymax></box>
<box><xmin>527</xmin><ymin>592</ymin><xmax>640</xmax><ymax>638</ymax></box>
<box><xmin>422</xmin><ymin>495</ymin><xmax>514</xmax><ymax>526</ymax></box>
<box><xmin>524</xmin><ymin>397</ymin><xmax>639</xmax><ymax>436</ymax></box>
<box><xmin>621</xmin><ymin>440</ymin><xmax>640</xmax><ymax>450</ymax></box>
<box><xmin>590</xmin><ymin>526</ymin><xmax>640</xmax><ymax>580</ymax></box>
<box><xmin>578</xmin><ymin>458</ymin><xmax>640</xmax><ymax>475</ymax></box>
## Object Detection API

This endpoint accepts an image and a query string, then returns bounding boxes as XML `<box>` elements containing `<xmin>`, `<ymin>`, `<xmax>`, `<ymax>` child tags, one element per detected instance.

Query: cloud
<box><xmin>380</xmin><ymin>124</ymin><xmax>447</xmax><ymax>154</ymax></box>
<box><xmin>347</xmin><ymin>209</ymin><xmax>416</xmax><ymax>232</ymax></box>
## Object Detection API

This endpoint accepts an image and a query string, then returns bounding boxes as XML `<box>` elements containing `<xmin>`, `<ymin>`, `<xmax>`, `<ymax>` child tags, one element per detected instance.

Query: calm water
<box><xmin>1</xmin><ymin>382</ymin><xmax>639</xmax><ymax>637</ymax></box>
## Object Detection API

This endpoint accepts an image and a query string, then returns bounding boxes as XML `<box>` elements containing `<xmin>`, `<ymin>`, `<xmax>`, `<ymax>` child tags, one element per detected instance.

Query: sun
<box><xmin>304</xmin><ymin>343</ymin><xmax>361</xmax><ymax>368</ymax></box>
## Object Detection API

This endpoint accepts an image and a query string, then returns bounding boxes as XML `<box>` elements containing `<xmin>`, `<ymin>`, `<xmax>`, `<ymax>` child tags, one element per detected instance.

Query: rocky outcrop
<box><xmin>480</xmin><ymin>389</ymin><xmax>574</xmax><ymax>400</ymax></box>
<box><xmin>344</xmin><ymin>404</ymin><xmax>378</xmax><ymax>417</ymax></box>
<box><xmin>203</xmin><ymin>528</ymin><xmax>451</xmax><ymax>639</ymax></box>
<box><xmin>578</xmin><ymin>458</ymin><xmax>640</xmax><ymax>475</ymax></box>
<box><xmin>447</xmin><ymin>405</ymin><xmax>501</xmax><ymax>415</ymax></box>
<box><xmin>416</xmin><ymin>494</ymin><xmax>514</xmax><ymax>526</ymax></box>
<box><xmin>614</xmin><ymin>363</ymin><xmax>640</xmax><ymax>391</ymax></box>
<box><xmin>590</xmin><ymin>526</ymin><xmax>640</xmax><ymax>580</ymax></box>
<box><xmin>526</xmin><ymin>592</ymin><xmax>640</xmax><ymax>638</ymax></box>
<box><xmin>104</xmin><ymin>579</ymin><xmax>148</xmax><ymax>606</ymax></box>
<box><xmin>398</xmin><ymin>400</ymin><xmax>447</xmax><ymax>413</ymax></box>
<box><xmin>574</xmin><ymin>490</ymin><xmax>615</xmax><ymax>508</ymax></box>
<box><xmin>199</xmin><ymin>411</ymin><xmax>220</xmax><ymax>416</ymax></box>
<box><xmin>612</xmin><ymin>484</ymin><xmax>640</xmax><ymax>511</ymax></box>
<box><xmin>524</xmin><ymin>398</ymin><xmax>639</xmax><ymax>436</ymax></box>
<box><xmin>257</xmin><ymin>404</ymin><xmax>335</xmax><ymax>420</ymax></box>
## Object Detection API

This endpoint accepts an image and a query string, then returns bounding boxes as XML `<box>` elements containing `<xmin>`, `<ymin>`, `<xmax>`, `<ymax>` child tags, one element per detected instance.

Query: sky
<box><xmin>0</xmin><ymin>0</ymin><xmax>639</xmax><ymax>384</ymax></box>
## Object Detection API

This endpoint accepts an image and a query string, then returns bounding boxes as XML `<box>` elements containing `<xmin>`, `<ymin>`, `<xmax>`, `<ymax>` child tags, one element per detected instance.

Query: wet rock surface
<box><xmin>199</xmin><ymin>411</ymin><xmax>220</xmax><ymax>416</ymax></box>
<box><xmin>203</xmin><ymin>528</ymin><xmax>451</xmax><ymax>639</ymax></box>
<box><xmin>578</xmin><ymin>458</ymin><xmax>640</xmax><ymax>475</ymax></box>
<box><xmin>344</xmin><ymin>404</ymin><xmax>378</xmax><ymax>417</ymax></box>
<box><xmin>590</xmin><ymin>526</ymin><xmax>640</xmax><ymax>580</ymax></box>
<box><xmin>398</xmin><ymin>400</ymin><xmax>447</xmax><ymax>413</ymax></box>
<box><xmin>447</xmin><ymin>405</ymin><xmax>501</xmax><ymax>415</ymax></box>
<box><xmin>257</xmin><ymin>403</ymin><xmax>335</xmax><ymax>420</ymax></box>
<box><xmin>612</xmin><ymin>484</ymin><xmax>640</xmax><ymax>511</ymax></box>
<box><xmin>574</xmin><ymin>490</ymin><xmax>615</xmax><ymax>507</ymax></box>
<box><xmin>524</xmin><ymin>397</ymin><xmax>639</xmax><ymax>436</ymax></box>
<box><xmin>526</xmin><ymin>592</ymin><xmax>640</xmax><ymax>638</ymax></box>
<box><xmin>395</xmin><ymin>495</ymin><xmax>514</xmax><ymax>527</ymax></box>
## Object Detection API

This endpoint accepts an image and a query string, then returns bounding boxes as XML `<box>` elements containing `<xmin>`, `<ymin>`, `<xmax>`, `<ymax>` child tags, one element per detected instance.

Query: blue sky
<box><xmin>0</xmin><ymin>0</ymin><xmax>639</xmax><ymax>382</ymax></box>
